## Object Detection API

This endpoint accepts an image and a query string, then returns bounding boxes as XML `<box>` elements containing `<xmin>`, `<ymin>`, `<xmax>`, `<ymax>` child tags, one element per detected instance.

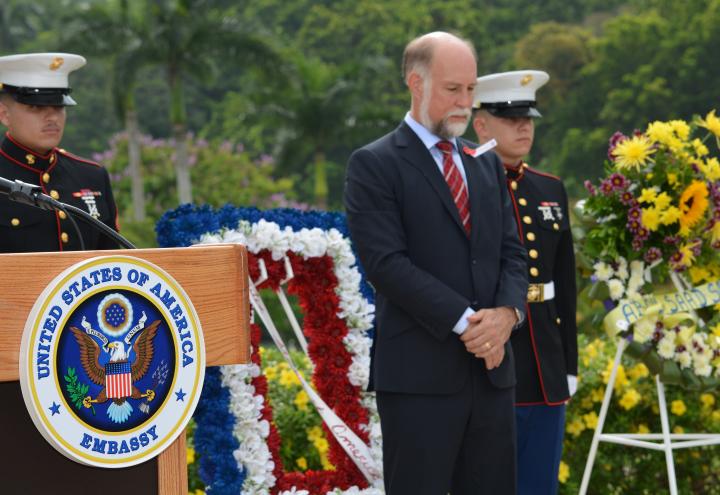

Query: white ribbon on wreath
<box><xmin>197</xmin><ymin>219</ymin><xmax>384</xmax><ymax>494</ymax></box>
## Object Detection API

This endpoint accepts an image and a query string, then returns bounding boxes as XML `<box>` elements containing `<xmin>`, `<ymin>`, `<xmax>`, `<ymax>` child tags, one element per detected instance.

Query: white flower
<box><xmin>633</xmin><ymin>317</ymin><xmax>654</xmax><ymax>344</ymax></box>
<box><xmin>627</xmin><ymin>260</ymin><xmax>645</xmax><ymax>295</ymax></box>
<box><xmin>593</xmin><ymin>261</ymin><xmax>613</xmax><ymax>282</ymax></box>
<box><xmin>615</xmin><ymin>257</ymin><xmax>629</xmax><ymax>281</ymax></box>
<box><xmin>657</xmin><ymin>336</ymin><xmax>676</xmax><ymax>359</ymax></box>
<box><xmin>676</xmin><ymin>351</ymin><xmax>692</xmax><ymax>369</ymax></box>
<box><xmin>607</xmin><ymin>278</ymin><xmax>625</xmax><ymax>301</ymax></box>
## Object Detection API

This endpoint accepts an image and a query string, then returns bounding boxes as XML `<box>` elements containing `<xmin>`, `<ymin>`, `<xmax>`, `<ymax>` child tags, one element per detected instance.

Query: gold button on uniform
<box><xmin>25</xmin><ymin>154</ymin><xmax>35</xmax><ymax>165</ymax></box>
<box><xmin>523</xmin><ymin>216</ymin><xmax>532</xmax><ymax>225</ymax></box>
<box><xmin>42</xmin><ymin>173</ymin><xmax>50</xmax><ymax>183</ymax></box>
<box><xmin>50</xmin><ymin>154</ymin><xmax>56</xmax><ymax>164</ymax></box>
<box><xmin>518</xmin><ymin>198</ymin><xmax>527</xmax><ymax>206</ymax></box>
<box><xmin>553</xmin><ymin>222</ymin><xmax>559</xmax><ymax>231</ymax></box>
<box><xmin>11</xmin><ymin>218</ymin><xmax>20</xmax><ymax>227</ymax></box>
<box><xmin>61</xmin><ymin>232</ymin><xmax>69</xmax><ymax>243</ymax></box>
<box><xmin>530</xmin><ymin>267</ymin><xmax>539</xmax><ymax>277</ymax></box>
<box><xmin>526</xmin><ymin>232</ymin><xmax>536</xmax><ymax>241</ymax></box>
<box><xmin>556</xmin><ymin>317</ymin><xmax>561</xmax><ymax>324</ymax></box>
<box><xmin>529</xmin><ymin>249</ymin><xmax>538</xmax><ymax>259</ymax></box>
<box><xmin>50</xmin><ymin>190</ymin><xmax>60</xmax><ymax>200</ymax></box>
<box><xmin>58</xmin><ymin>210</ymin><xmax>67</xmax><ymax>220</ymax></box>
<box><xmin>511</xmin><ymin>181</ymin><xmax>518</xmax><ymax>190</ymax></box>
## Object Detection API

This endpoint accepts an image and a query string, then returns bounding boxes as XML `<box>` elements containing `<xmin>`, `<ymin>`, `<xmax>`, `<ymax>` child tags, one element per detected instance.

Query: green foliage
<box><xmin>260</xmin><ymin>345</ymin><xmax>332</xmax><ymax>472</ymax></box>
<box><xmin>560</xmin><ymin>334</ymin><xmax>720</xmax><ymax>493</ymax></box>
<box><xmin>64</xmin><ymin>366</ymin><xmax>94</xmax><ymax>415</ymax></box>
<box><xmin>100</xmin><ymin>132</ymin><xmax>297</xmax><ymax>243</ymax></box>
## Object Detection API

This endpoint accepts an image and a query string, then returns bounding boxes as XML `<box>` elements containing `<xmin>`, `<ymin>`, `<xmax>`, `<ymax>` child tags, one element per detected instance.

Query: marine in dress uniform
<box><xmin>0</xmin><ymin>53</ymin><xmax>156</xmax><ymax>494</ymax></box>
<box><xmin>472</xmin><ymin>70</ymin><xmax>578</xmax><ymax>495</ymax></box>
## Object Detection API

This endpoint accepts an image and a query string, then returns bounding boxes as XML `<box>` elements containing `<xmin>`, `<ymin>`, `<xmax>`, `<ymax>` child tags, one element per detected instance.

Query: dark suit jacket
<box><xmin>344</xmin><ymin>121</ymin><xmax>528</xmax><ymax>395</ymax></box>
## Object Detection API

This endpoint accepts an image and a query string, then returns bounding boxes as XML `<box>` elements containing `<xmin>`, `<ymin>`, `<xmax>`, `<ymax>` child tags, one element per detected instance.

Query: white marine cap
<box><xmin>0</xmin><ymin>53</ymin><xmax>87</xmax><ymax>106</ymax></box>
<box><xmin>473</xmin><ymin>70</ymin><xmax>549</xmax><ymax>118</ymax></box>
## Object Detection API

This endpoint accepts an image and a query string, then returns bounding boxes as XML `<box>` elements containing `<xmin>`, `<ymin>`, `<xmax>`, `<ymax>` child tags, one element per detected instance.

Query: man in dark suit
<box><xmin>0</xmin><ymin>53</ymin><xmax>155</xmax><ymax>494</ymax></box>
<box><xmin>344</xmin><ymin>32</ymin><xmax>528</xmax><ymax>494</ymax></box>
<box><xmin>472</xmin><ymin>70</ymin><xmax>578</xmax><ymax>495</ymax></box>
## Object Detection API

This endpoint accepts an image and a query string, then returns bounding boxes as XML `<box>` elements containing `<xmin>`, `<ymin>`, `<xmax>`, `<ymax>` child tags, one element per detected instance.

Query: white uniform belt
<box><xmin>527</xmin><ymin>281</ymin><xmax>555</xmax><ymax>303</ymax></box>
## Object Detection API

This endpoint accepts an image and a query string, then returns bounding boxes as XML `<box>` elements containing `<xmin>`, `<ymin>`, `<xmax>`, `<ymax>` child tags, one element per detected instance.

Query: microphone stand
<box><xmin>0</xmin><ymin>176</ymin><xmax>136</xmax><ymax>250</ymax></box>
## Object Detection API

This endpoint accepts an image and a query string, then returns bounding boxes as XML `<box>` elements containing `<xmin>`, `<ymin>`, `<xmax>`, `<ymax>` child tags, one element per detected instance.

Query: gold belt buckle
<box><xmin>527</xmin><ymin>283</ymin><xmax>544</xmax><ymax>303</ymax></box>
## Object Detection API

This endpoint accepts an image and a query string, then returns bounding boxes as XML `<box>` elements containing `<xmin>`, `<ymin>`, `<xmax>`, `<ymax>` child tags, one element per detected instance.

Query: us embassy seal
<box><xmin>19</xmin><ymin>255</ymin><xmax>205</xmax><ymax>468</ymax></box>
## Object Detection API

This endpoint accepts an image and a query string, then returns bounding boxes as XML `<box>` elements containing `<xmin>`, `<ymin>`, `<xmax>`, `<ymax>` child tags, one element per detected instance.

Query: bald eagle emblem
<box><xmin>70</xmin><ymin>311</ymin><xmax>160</xmax><ymax>423</ymax></box>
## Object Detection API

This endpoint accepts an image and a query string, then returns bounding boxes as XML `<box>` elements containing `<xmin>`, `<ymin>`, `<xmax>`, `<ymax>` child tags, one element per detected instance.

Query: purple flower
<box><xmin>664</xmin><ymin>235</ymin><xmax>680</xmax><ymax>245</ymax></box>
<box><xmin>627</xmin><ymin>219</ymin><xmax>641</xmax><ymax>233</ymax></box>
<box><xmin>600</xmin><ymin>179</ymin><xmax>614</xmax><ymax>195</ymax></box>
<box><xmin>644</xmin><ymin>247</ymin><xmax>662</xmax><ymax>263</ymax></box>
<box><xmin>619</xmin><ymin>191</ymin><xmax>635</xmax><ymax>205</ymax></box>
<box><xmin>607</xmin><ymin>131</ymin><xmax>627</xmax><ymax>160</ymax></box>
<box><xmin>584</xmin><ymin>180</ymin><xmax>597</xmax><ymax>196</ymax></box>
<box><xmin>632</xmin><ymin>238</ymin><xmax>644</xmax><ymax>251</ymax></box>
<box><xmin>628</xmin><ymin>205</ymin><xmax>642</xmax><ymax>221</ymax></box>
<box><xmin>609</xmin><ymin>173</ymin><xmax>628</xmax><ymax>191</ymax></box>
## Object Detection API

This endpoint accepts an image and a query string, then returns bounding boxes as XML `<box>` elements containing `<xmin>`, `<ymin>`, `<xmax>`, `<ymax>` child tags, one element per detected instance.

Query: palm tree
<box><xmin>61</xmin><ymin>0</ymin><xmax>150</xmax><ymax>221</ymax></box>
<box><xmin>142</xmin><ymin>0</ymin><xmax>278</xmax><ymax>205</ymax></box>
<box><xmin>256</xmin><ymin>54</ymin><xmax>359</xmax><ymax>209</ymax></box>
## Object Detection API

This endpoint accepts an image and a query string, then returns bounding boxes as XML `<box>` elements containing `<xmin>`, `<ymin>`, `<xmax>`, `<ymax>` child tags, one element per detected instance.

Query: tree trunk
<box><xmin>173</xmin><ymin>123</ymin><xmax>192</xmax><ymax>205</ymax></box>
<box><xmin>125</xmin><ymin>107</ymin><xmax>145</xmax><ymax>221</ymax></box>
<box><xmin>314</xmin><ymin>150</ymin><xmax>328</xmax><ymax>210</ymax></box>
<box><xmin>169</xmin><ymin>68</ymin><xmax>192</xmax><ymax>204</ymax></box>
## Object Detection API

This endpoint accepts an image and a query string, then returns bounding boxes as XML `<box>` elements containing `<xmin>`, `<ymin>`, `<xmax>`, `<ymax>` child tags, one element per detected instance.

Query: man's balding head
<box><xmin>404</xmin><ymin>32</ymin><xmax>478</xmax><ymax>139</ymax></box>
<box><xmin>402</xmin><ymin>32</ymin><xmax>477</xmax><ymax>84</ymax></box>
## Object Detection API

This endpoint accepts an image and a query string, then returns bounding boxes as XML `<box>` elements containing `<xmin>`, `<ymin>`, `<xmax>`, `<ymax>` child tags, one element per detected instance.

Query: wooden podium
<box><xmin>0</xmin><ymin>244</ymin><xmax>250</xmax><ymax>494</ymax></box>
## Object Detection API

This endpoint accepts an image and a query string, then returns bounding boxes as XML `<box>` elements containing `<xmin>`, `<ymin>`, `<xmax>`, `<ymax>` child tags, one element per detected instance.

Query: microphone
<box><xmin>0</xmin><ymin>175</ymin><xmax>59</xmax><ymax>210</ymax></box>
<box><xmin>0</xmin><ymin>174</ymin><xmax>136</xmax><ymax>249</ymax></box>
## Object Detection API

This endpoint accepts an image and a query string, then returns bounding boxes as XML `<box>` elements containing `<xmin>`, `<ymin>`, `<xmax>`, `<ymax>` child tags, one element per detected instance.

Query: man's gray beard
<box><xmin>418</xmin><ymin>81</ymin><xmax>470</xmax><ymax>139</ymax></box>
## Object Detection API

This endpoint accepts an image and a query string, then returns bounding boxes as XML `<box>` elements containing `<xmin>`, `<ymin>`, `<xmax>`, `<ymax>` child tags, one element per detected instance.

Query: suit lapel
<box><xmin>460</xmin><ymin>144</ymin><xmax>484</xmax><ymax>245</ymax></box>
<box><xmin>394</xmin><ymin>122</ymin><xmax>466</xmax><ymax>235</ymax></box>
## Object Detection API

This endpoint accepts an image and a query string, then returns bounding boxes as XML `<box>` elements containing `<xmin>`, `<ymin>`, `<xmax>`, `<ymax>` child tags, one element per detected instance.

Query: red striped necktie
<box><xmin>436</xmin><ymin>140</ymin><xmax>471</xmax><ymax>235</ymax></box>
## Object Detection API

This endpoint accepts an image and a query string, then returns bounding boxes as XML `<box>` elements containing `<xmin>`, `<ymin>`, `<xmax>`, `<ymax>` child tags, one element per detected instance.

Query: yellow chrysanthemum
<box><xmin>671</xmin><ymin>399</ymin><xmax>687</xmax><ymax>416</ymax></box>
<box><xmin>678</xmin><ymin>181</ymin><xmax>709</xmax><ymax>236</ymax></box>
<box><xmin>558</xmin><ymin>461</ymin><xmax>570</xmax><ymax>483</ymax></box>
<box><xmin>641</xmin><ymin>208</ymin><xmax>661</xmax><ymax>231</ymax></box>
<box><xmin>591</xmin><ymin>387</ymin><xmax>605</xmax><ymax>403</ymax></box>
<box><xmin>294</xmin><ymin>390</ymin><xmax>310</xmax><ymax>411</ymax></box>
<box><xmin>619</xmin><ymin>388</ymin><xmax>641</xmax><ymax>410</ymax></box>
<box><xmin>667</xmin><ymin>173</ymin><xmax>679</xmax><ymax>187</ymax></box>
<box><xmin>654</xmin><ymin>192</ymin><xmax>672</xmax><ymax>210</ymax></box>
<box><xmin>712</xmin><ymin>410</ymin><xmax>720</xmax><ymax>423</ymax></box>
<box><xmin>673</xmin><ymin>426</ymin><xmax>685</xmax><ymax>434</ymax></box>
<box><xmin>296</xmin><ymin>456</ymin><xmax>308</xmax><ymax>470</ymax></box>
<box><xmin>638</xmin><ymin>187</ymin><xmax>658</xmax><ymax>204</ymax></box>
<box><xmin>583</xmin><ymin>411</ymin><xmax>599</xmax><ymax>429</ymax></box>
<box><xmin>602</xmin><ymin>361</ymin><xmax>629</xmax><ymax>390</ymax></box>
<box><xmin>700</xmin><ymin>157</ymin><xmax>720</xmax><ymax>181</ymax></box>
<box><xmin>611</xmin><ymin>135</ymin><xmax>655</xmax><ymax>171</ymax></box>
<box><xmin>636</xmin><ymin>424</ymin><xmax>650</xmax><ymax>434</ymax></box>
<box><xmin>712</xmin><ymin>323</ymin><xmax>720</xmax><ymax>338</ymax></box>
<box><xmin>670</xmin><ymin>119</ymin><xmax>691</xmax><ymax>140</ymax></box>
<box><xmin>693</xmin><ymin>138</ymin><xmax>709</xmax><ymax>157</ymax></box>
<box><xmin>689</xmin><ymin>266</ymin><xmax>713</xmax><ymax>284</ymax></box>
<box><xmin>697</xmin><ymin>109</ymin><xmax>720</xmax><ymax>137</ymax></box>
<box><xmin>279</xmin><ymin>368</ymin><xmax>300</xmax><ymax>387</ymax></box>
<box><xmin>264</xmin><ymin>364</ymin><xmax>279</xmax><ymax>381</ymax></box>
<box><xmin>660</xmin><ymin>206</ymin><xmax>682</xmax><ymax>226</ymax></box>
<box><xmin>187</xmin><ymin>446</ymin><xmax>195</xmax><ymax>465</ymax></box>
<box><xmin>675</xmin><ymin>242</ymin><xmax>698</xmax><ymax>268</ymax></box>
<box><xmin>566</xmin><ymin>419</ymin><xmax>586</xmax><ymax>437</ymax></box>
<box><xmin>701</xmin><ymin>393</ymin><xmax>716</xmax><ymax>409</ymax></box>
<box><xmin>628</xmin><ymin>363</ymin><xmax>649</xmax><ymax>381</ymax></box>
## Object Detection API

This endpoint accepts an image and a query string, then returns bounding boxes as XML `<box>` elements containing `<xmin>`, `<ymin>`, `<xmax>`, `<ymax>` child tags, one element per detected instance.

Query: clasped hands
<box><xmin>459</xmin><ymin>307</ymin><xmax>516</xmax><ymax>370</ymax></box>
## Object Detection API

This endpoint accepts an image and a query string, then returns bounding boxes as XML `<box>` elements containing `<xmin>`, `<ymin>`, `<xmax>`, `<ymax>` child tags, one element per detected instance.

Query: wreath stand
<box><xmin>580</xmin><ymin>273</ymin><xmax>720</xmax><ymax>494</ymax></box>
